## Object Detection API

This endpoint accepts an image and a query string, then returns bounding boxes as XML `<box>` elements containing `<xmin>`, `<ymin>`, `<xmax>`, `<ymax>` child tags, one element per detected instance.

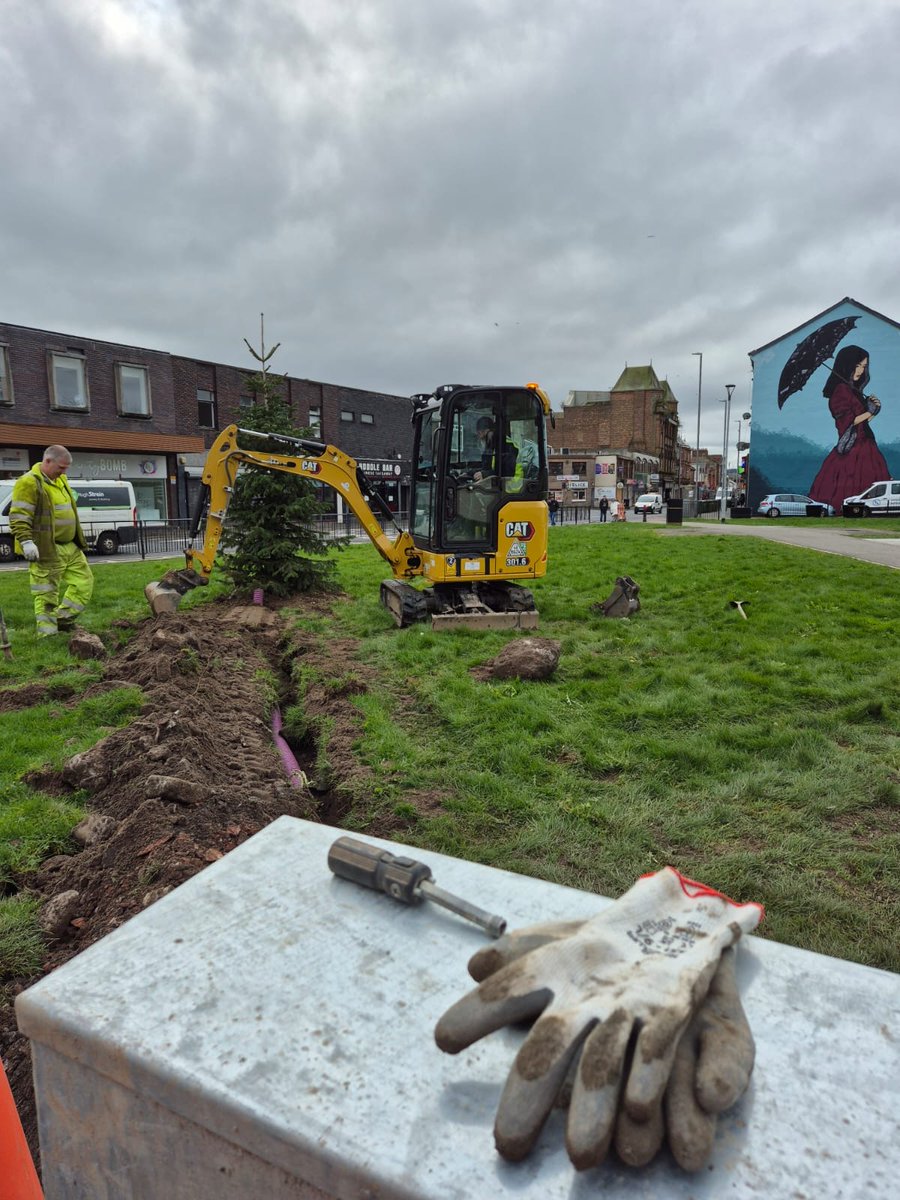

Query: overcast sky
<box><xmin>2</xmin><ymin>0</ymin><xmax>899</xmax><ymax>454</ymax></box>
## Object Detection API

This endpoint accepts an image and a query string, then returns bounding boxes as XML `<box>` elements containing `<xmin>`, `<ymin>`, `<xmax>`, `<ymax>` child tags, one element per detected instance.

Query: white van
<box><xmin>634</xmin><ymin>492</ymin><xmax>663</xmax><ymax>514</ymax></box>
<box><xmin>0</xmin><ymin>478</ymin><xmax>138</xmax><ymax>560</ymax></box>
<box><xmin>841</xmin><ymin>481</ymin><xmax>900</xmax><ymax>518</ymax></box>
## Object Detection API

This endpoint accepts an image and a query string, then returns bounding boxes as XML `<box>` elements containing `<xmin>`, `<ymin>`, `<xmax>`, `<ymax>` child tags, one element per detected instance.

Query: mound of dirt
<box><xmin>0</xmin><ymin>595</ymin><xmax>381</xmax><ymax>1173</ymax></box>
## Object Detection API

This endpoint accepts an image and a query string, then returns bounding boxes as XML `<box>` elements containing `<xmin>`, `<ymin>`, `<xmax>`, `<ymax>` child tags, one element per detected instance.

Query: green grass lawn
<box><xmin>1</xmin><ymin>529</ymin><xmax>898</xmax><ymax>976</ymax></box>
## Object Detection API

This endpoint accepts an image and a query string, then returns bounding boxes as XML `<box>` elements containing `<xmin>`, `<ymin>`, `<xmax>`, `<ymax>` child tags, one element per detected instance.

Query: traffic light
<box><xmin>738</xmin><ymin>455</ymin><xmax>748</xmax><ymax>476</ymax></box>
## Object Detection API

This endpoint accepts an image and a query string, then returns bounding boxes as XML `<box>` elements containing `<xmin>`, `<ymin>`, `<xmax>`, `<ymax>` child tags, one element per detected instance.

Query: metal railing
<box><xmin>680</xmin><ymin>499</ymin><xmax>724</xmax><ymax>520</ymax></box>
<box><xmin>118</xmin><ymin>513</ymin><xmax>399</xmax><ymax>560</ymax></box>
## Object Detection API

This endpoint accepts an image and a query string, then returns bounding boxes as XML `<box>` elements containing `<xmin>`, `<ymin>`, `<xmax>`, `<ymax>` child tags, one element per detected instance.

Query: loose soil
<box><xmin>0</xmin><ymin>594</ymin><xmax>405</xmax><ymax>1174</ymax></box>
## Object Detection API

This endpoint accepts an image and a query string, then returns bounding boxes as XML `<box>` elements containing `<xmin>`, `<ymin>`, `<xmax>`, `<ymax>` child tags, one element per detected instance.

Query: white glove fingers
<box><xmin>434</xmin><ymin>978</ymin><xmax>552</xmax><ymax>1054</ymax></box>
<box><xmin>564</xmin><ymin>1009</ymin><xmax>633</xmax><ymax>1170</ymax></box>
<box><xmin>693</xmin><ymin>947</ymin><xmax>755</xmax><ymax>1113</ymax></box>
<box><xmin>623</xmin><ymin>1010</ymin><xmax>686</xmax><ymax>1121</ymax></box>
<box><xmin>665</xmin><ymin>1030</ymin><xmax>717</xmax><ymax>1171</ymax></box>
<box><xmin>615</xmin><ymin>1095</ymin><xmax>665</xmax><ymax>1167</ymax></box>
<box><xmin>468</xmin><ymin>921</ymin><xmax>585</xmax><ymax>983</ymax></box>
<box><xmin>494</xmin><ymin>1013</ymin><xmax>588</xmax><ymax>1162</ymax></box>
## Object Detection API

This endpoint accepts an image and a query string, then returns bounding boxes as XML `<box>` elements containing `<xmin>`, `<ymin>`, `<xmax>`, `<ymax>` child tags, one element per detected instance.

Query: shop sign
<box><xmin>358</xmin><ymin>460</ymin><xmax>403</xmax><ymax>478</ymax></box>
<box><xmin>568</xmin><ymin>480</ymin><xmax>588</xmax><ymax>490</ymax></box>
<box><xmin>0</xmin><ymin>447</ymin><xmax>29</xmax><ymax>471</ymax></box>
<box><xmin>67</xmin><ymin>451</ymin><xmax>167</xmax><ymax>480</ymax></box>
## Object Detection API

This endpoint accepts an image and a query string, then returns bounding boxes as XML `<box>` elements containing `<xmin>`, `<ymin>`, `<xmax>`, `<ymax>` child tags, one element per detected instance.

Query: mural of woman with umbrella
<box><xmin>807</xmin><ymin>344</ymin><xmax>889</xmax><ymax>511</ymax></box>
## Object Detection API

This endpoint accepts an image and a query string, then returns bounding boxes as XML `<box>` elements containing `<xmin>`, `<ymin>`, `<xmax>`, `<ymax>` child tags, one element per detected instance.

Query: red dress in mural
<box><xmin>808</xmin><ymin>382</ymin><xmax>889</xmax><ymax>511</ymax></box>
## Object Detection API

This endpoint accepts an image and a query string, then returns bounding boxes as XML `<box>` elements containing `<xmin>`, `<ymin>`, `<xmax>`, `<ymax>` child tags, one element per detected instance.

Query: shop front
<box><xmin>66</xmin><ymin>451</ymin><xmax>171</xmax><ymax>520</ymax></box>
<box><xmin>0</xmin><ymin>447</ymin><xmax>29</xmax><ymax>480</ymax></box>
<box><xmin>354</xmin><ymin>457</ymin><xmax>408</xmax><ymax>515</ymax></box>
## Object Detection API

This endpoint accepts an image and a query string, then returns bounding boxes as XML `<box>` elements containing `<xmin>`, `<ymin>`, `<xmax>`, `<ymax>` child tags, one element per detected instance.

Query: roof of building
<box><xmin>563</xmin><ymin>390</ymin><xmax>611</xmax><ymax>407</ymax></box>
<box><xmin>748</xmin><ymin>296</ymin><xmax>900</xmax><ymax>356</ymax></box>
<box><xmin>611</xmin><ymin>365</ymin><xmax>661</xmax><ymax>392</ymax></box>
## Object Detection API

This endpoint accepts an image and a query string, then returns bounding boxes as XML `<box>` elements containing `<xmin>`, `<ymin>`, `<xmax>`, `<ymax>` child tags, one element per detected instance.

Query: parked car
<box><xmin>0</xmin><ymin>479</ymin><xmax>138</xmax><ymax>560</ymax></box>
<box><xmin>756</xmin><ymin>493</ymin><xmax>834</xmax><ymax>518</ymax></box>
<box><xmin>841</xmin><ymin>480</ymin><xmax>900</xmax><ymax>517</ymax></box>
<box><xmin>634</xmin><ymin>492</ymin><xmax>663</xmax><ymax>514</ymax></box>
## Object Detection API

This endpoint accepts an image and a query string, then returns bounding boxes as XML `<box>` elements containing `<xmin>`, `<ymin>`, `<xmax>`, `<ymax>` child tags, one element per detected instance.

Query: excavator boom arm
<box><xmin>184</xmin><ymin>425</ymin><xmax>419</xmax><ymax>581</ymax></box>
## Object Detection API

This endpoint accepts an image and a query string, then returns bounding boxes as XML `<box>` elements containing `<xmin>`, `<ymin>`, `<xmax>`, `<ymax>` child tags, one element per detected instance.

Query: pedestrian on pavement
<box><xmin>9</xmin><ymin>445</ymin><xmax>94</xmax><ymax>636</ymax></box>
<box><xmin>598</xmin><ymin>495</ymin><xmax>610</xmax><ymax>523</ymax></box>
<box><xmin>548</xmin><ymin>495</ymin><xmax>559</xmax><ymax>525</ymax></box>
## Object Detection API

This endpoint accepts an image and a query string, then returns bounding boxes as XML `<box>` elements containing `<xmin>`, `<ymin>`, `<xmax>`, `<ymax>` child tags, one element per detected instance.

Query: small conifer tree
<box><xmin>217</xmin><ymin>321</ymin><xmax>337</xmax><ymax>597</ymax></box>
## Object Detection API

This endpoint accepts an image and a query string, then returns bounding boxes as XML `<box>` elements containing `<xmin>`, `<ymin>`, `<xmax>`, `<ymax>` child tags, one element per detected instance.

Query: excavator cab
<box><xmin>379</xmin><ymin>384</ymin><xmax>551</xmax><ymax>628</ymax></box>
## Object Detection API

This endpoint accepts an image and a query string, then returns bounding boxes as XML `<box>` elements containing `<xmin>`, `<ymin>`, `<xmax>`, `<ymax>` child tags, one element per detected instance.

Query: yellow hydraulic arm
<box><xmin>182</xmin><ymin>425</ymin><xmax>421</xmax><ymax>583</ymax></box>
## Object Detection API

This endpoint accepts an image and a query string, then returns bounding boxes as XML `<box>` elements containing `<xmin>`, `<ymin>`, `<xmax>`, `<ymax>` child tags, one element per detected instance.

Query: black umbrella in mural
<box><xmin>777</xmin><ymin>316</ymin><xmax>860</xmax><ymax>408</ymax></box>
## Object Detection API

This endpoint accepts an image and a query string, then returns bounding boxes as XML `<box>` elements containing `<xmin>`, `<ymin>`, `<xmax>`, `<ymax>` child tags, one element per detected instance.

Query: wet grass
<box><xmin>326</xmin><ymin>523</ymin><xmax>900</xmax><ymax>972</ymax></box>
<box><xmin>1</xmin><ymin>535</ymin><xmax>897</xmax><ymax>974</ymax></box>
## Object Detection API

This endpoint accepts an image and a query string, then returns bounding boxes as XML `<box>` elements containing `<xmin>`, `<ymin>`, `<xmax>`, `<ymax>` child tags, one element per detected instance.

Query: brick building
<box><xmin>0</xmin><ymin>321</ymin><xmax>414</xmax><ymax>520</ymax></box>
<box><xmin>548</xmin><ymin>365</ymin><xmax>689</xmax><ymax>506</ymax></box>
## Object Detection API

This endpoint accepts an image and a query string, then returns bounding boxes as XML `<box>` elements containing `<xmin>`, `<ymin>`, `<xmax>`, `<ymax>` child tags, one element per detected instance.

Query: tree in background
<box><xmin>218</xmin><ymin>321</ymin><xmax>338</xmax><ymax>597</ymax></box>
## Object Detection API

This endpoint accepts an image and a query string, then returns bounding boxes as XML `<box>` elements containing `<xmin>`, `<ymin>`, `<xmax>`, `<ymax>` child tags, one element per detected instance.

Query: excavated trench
<box><xmin>0</xmin><ymin>593</ymin><xmax>380</xmax><ymax>1168</ymax></box>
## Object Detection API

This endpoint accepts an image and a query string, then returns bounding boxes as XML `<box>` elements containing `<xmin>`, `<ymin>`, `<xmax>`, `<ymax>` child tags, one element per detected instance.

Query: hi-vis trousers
<box><xmin>29</xmin><ymin>542</ymin><xmax>94</xmax><ymax>636</ymax></box>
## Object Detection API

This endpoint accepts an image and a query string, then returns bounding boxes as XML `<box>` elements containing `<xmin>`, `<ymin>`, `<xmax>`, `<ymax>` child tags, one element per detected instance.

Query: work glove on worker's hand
<box><xmin>21</xmin><ymin>540</ymin><xmax>40</xmax><ymax>562</ymax></box>
<box><xmin>435</xmin><ymin>868</ymin><xmax>762</xmax><ymax>1170</ymax></box>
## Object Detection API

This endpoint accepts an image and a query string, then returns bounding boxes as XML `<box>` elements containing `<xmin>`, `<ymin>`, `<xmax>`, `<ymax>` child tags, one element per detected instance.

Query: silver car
<box><xmin>756</xmin><ymin>493</ymin><xmax>834</xmax><ymax>518</ymax></box>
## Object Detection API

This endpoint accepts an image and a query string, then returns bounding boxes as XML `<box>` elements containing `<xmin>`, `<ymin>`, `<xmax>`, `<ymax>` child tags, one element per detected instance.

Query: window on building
<box><xmin>572</xmin><ymin>461</ymin><xmax>587</xmax><ymax>476</ymax></box>
<box><xmin>340</xmin><ymin>409</ymin><xmax>355</xmax><ymax>422</ymax></box>
<box><xmin>308</xmin><ymin>406</ymin><xmax>322</xmax><ymax>435</ymax></box>
<box><xmin>49</xmin><ymin>352</ymin><xmax>89</xmax><ymax>411</ymax></box>
<box><xmin>116</xmin><ymin>363</ymin><xmax>151</xmax><ymax>417</ymax></box>
<box><xmin>360</xmin><ymin>412</ymin><xmax>374</xmax><ymax>424</ymax></box>
<box><xmin>197</xmin><ymin>388</ymin><xmax>217</xmax><ymax>429</ymax></box>
<box><xmin>239</xmin><ymin>394</ymin><xmax>255</xmax><ymax>410</ymax></box>
<box><xmin>0</xmin><ymin>345</ymin><xmax>12</xmax><ymax>406</ymax></box>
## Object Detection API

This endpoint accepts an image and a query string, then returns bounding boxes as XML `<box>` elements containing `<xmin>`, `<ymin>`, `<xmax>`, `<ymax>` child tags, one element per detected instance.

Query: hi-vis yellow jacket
<box><xmin>10</xmin><ymin>465</ymin><xmax>87</xmax><ymax>558</ymax></box>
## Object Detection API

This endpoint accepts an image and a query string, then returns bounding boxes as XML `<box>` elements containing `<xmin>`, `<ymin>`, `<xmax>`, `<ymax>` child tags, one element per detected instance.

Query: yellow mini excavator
<box><xmin>146</xmin><ymin>382</ymin><xmax>553</xmax><ymax>631</ymax></box>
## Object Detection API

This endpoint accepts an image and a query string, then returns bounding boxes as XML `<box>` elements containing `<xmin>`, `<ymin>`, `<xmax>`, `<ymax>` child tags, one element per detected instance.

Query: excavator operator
<box><xmin>473</xmin><ymin>417</ymin><xmax>519</xmax><ymax>482</ymax></box>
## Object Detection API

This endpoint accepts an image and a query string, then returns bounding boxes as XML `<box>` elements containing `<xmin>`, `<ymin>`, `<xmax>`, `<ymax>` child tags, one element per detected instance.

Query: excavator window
<box><xmin>444</xmin><ymin>389</ymin><xmax>547</xmax><ymax>548</ymax></box>
<box><xmin>411</xmin><ymin>408</ymin><xmax>440</xmax><ymax>540</ymax></box>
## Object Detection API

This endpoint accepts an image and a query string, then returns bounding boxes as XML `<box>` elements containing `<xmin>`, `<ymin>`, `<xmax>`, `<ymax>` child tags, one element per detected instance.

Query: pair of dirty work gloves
<box><xmin>435</xmin><ymin>867</ymin><xmax>763</xmax><ymax>1172</ymax></box>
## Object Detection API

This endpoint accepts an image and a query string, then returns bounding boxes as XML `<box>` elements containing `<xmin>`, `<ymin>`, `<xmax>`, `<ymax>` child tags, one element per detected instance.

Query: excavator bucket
<box><xmin>145</xmin><ymin>569</ymin><xmax>207</xmax><ymax>616</ymax></box>
<box><xmin>591</xmin><ymin>575</ymin><xmax>640</xmax><ymax>618</ymax></box>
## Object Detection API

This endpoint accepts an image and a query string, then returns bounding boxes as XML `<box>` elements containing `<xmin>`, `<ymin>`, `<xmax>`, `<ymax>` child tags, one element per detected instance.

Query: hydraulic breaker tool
<box><xmin>327</xmin><ymin>836</ymin><xmax>507</xmax><ymax>938</ymax></box>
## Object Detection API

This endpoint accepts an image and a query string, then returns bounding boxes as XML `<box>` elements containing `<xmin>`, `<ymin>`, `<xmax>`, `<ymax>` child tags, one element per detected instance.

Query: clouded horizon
<box><xmin>2</xmin><ymin>0</ymin><xmax>898</xmax><ymax>458</ymax></box>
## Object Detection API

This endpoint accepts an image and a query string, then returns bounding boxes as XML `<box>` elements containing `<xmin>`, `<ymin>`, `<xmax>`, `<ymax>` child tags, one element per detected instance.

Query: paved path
<box><xmin>660</xmin><ymin>520</ymin><xmax>900</xmax><ymax>570</ymax></box>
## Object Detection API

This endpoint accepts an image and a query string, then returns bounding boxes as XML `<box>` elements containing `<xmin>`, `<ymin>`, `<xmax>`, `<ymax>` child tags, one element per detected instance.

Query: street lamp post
<box><xmin>692</xmin><ymin>351</ymin><xmax>703</xmax><ymax>501</ymax></box>
<box><xmin>735</xmin><ymin>411</ymin><xmax>751</xmax><ymax>501</ymax></box>
<box><xmin>719</xmin><ymin>384</ymin><xmax>736</xmax><ymax>522</ymax></box>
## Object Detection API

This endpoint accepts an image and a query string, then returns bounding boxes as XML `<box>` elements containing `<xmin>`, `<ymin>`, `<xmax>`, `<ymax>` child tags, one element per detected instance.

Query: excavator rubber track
<box><xmin>380</xmin><ymin>579</ymin><xmax>538</xmax><ymax>631</ymax></box>
<box><xmin>379</xmin><ymin>580</ymin><xmax>432</xmax><ymax>628</ymax></box>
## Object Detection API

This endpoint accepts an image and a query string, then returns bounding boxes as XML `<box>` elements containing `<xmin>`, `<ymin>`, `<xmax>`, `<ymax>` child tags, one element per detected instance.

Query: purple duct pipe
<box><xmin>272</xmin><ymin>706</ymin><xmax>306</xmax><ymax>789</ymax></box>
<box><xmin>254</xmin><ymin>588</ymin><xmax>305</xmax><ymax>789</ymax></box>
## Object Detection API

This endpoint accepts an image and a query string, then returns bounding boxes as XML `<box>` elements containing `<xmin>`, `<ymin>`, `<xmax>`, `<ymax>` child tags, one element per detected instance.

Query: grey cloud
<box><xmin>1</xmin><ymin>0</ymin><xmax>899</xmax><ymax>451</ymax></box>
